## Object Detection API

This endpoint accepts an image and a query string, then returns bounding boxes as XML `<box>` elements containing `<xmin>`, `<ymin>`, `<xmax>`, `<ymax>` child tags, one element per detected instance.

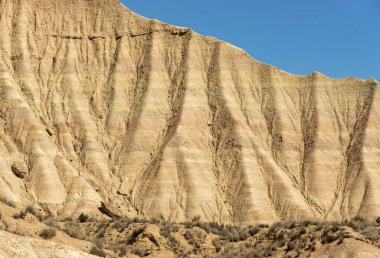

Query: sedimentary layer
<box><xmin>0</xmin><ymin>0</ymin><xmax>379</xmax><ymax>224</ymax></box>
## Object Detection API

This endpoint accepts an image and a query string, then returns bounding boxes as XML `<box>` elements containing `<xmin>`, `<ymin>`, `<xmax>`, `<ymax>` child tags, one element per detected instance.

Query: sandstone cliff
<box><xmin>0</xmin><ymin>0</ymin><xmax>379</xmax><ymax>224</ymax></box>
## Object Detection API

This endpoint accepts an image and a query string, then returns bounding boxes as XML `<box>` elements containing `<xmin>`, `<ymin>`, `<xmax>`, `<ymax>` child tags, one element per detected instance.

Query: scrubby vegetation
<box><xmin>79</xmin><ymin>213</ymin><xmax>89</xmax><ymax>223</ymax></box>
<box><xmin>39</xmin><ymin>228</ymin><xmax>56</xmax><ymax>239</ymax></box>
<box><xmin>2</xmin><ymin>201</ymin><xmax>380</xmax><ymax>258</ymax></box>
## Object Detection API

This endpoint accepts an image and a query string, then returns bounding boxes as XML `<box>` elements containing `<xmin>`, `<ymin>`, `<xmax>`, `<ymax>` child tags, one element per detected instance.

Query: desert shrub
<box><xmin>301</xmin><ymin>220</ymin><xmax>316</xmax><ymax>227</ymax></box>
<box><xmin>209</xmin><ymin>225</ymin><xmax>255</xmax><ymax>242</ymax></box>
<box><xmin>352</xmin><ymin>216</ymin><xmax>366</xmax><ymax>223</ymax></box>
<box><xmin>290</xmin><ymin>231</ymin><xmax>302</xmax><ymax>242</ymax></box>
<box><xmin>25</xmin><ymin>206</ymin><xmax>44</xmax><ymax>221</ymax></box>
<box><xmin>344</xmin><ymin>220</ymin><xmax>365</xmax><ymax>231</ymax></box>
<box><xmin>96</xmin><ymin>221</ymin><xmax>110</xmax><ymax>238</ymax></box>
<box><xmin>64</xmin><ymin>221</ymin><xmax>86</xmax><ymax>240</ymax></box>
<box><xmin>196</xmin><ymin>222</ymin><xmax>212</xmax><ymax>233</ymax></box>
<box><xmin>192</xmin><ymin>215</ymin><xmax>201</xmax><ymax>222</ymax></box>
<box><xmin>284</xmin><ymin>221</ymin><xmax>297</xmax><ymax>229</ymax></box>
<box><xmin>208</xmin><ymin>222</ymin><xmax>226</xmax><ymax>235</ymax></box>
<box><xmin>43</xmin><ymin>217</ymin><xmax>61</xmax><ymax>230</ymax></box>
<box><xmin>111</xmin><ymin>217</ymin><xmax>150</xmax><ymax>232</ymax></box>
<box><xmin>39</xmin><ymin>228</ymin><xmax>56</xmax><ymax>239</ymax></box>
<box><xmin>183</xmin><ymin>221</ymin><xmax>194</xmax><ymax>229</ymax></box>
<box><xmin>274</xmin><ymin>231</ymin><xmax>285</xmax><ymax>241</ymax></box>
<box><xmin>0</xmin><ymin>197</ymin><xmax>16</xmax><ymax>208</ymax></box>
<box><xmin>13</xmin><ymin>210</ymin><xmax>27</xmax><ymax>220</ymax></box>
<box><xmin>238</xmin><ymin>228</ymin><xmax>250</xmax><ymax>241</ymax></box>
<box><xmin>330</xmin><ymin>224</ymin><xmax>341</xmax><ymax>233</ymax></box>
<box><xmin>111</xmin><ymin>220</ymin><xmax>130</xmax><ymax>232</ymax></box>
<box><xmin>168</xmin><ymin>234</ymin><xmax>178</xmax><ymax>248</ymax></box>
<box><xmin>79</xmin><ymin>213</ymin><xmax>89</xmax><ymax>223</ymax></box>
<box><xmin>126</xmin><ymin>226</ymin><xmax>146</xmax><ymax>245</ymax></box>
<box><xmin>286</xmin><ymin>242</ymin><xmax>296</xmax><ymax>252</ymax></box>
<box><xmin>262</xmin><ymin>246</ymin><xmax>273</xmax><ymax>257</ymax></box>
<box><xmin>94</xmin><ymin>238</ymin><xmax>105</xmax><ymax>250</ymax></box>
<box><xmin>376</xmin><ymin>217</ymin><xmax>380</xmax><ymax>224</ymax></box>
<box><xmin>160</xmin><ymin>221</ymin><xmax>179</xmax><ymax>238</ymax></box>
<box><xmin>299</xmin><ymin>227</ymin><xmax>307</xmax><ymax>235</ymax></box>
<box><xmin>315</xmin><ymin>223</ymin><xmax>324</xmax><ymax>231</ymax></box>
<box><xmin>184</xmin><ymin>229</ymin><xmax>202</xmax><ymax>248</ymax></box>
<box><xmin>225</xmin><ymin>227</ymin><xmax>241</xmax><ymax>242</ymax></box>
<box><xmin>184</xmin><ymin>229</ymin><xmax>195</xmax><ymax>240</ymax></box>
<box><xmin>8</xmin><ymin>228</ymin><xmax>24</xmax><ymax>236</ymax></box>
<box><xmin>149</xmin><ymin>217</ymin><xmax>161</xmax><ymax>225</ymax></box>
<box><xmin>212</xmin><ymin>237</ymin><xmax>222</xmax><ymax>252</ymax></box>
<box><xmin>131</xmin><ymin>217</ymin><xmax>148</xmax><ymax>224</ymax></box>
<box><xmin>268</xmin><ymin>222</ymin><xmax>284</xmax><ymax>235</ymax></box>
<box><xmin>362</xmin><ymin>227</ymin><xmax>380</xmax><ymax>242</ymax></box>
<box><xmin>131</xmin><ymin>247</ymin><xmax>148</xmax><ymax>257</ymax></box>
<box><xmin>89</xmin><ymin>246</ymin><xmax>105</xmax><ymax>257</ymax></box>
<box><xmin>306</xmin><ymin>243</ymin><xmax>314</xmax><ymax>251</ymax></box>
<box><xmin>111</xmin><ymin>244</ymin><xmax>126</xmax><ymax>257</ymax></box>
<box><xmin>217</xmin><ymin>243</ymin><xmax>261</xmax><ymax>258</ymax></box>
<box><xmin>321</xmin><ymin>233</ymin><xmax>339</xmax><ymax>244</ymax></box>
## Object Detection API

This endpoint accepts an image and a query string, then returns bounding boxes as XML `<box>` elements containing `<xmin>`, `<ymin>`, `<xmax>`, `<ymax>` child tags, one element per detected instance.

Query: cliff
<box><xmin>0</xmin><ymin>0</ymin><xmax>379</xmax><ymax>224</ymax></box>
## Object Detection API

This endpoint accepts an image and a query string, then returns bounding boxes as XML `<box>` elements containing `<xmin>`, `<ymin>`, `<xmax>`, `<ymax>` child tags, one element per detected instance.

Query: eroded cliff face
<box><xmin>0</xmin><ymin>0</ymin><xmax>378</xmax><ymax>224</ymax></box>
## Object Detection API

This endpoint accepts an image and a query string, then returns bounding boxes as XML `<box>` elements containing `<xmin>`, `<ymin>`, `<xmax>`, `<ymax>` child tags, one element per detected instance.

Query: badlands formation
<box><xmin>0</xmin><ymin>0</ymin><xmax>379</xmax><ymax>228</ymax></box>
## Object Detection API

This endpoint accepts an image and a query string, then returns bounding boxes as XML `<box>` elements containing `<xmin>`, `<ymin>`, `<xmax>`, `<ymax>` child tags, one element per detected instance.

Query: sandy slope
<box><xmin>0</xmin><ymin>230</ymin><xmax>95</xmax><ymax>258</ymax></box>
<box><xmin>0</xmin><ymin>0</ymin><xmax>379</xmax><ymax>225</ymax></box>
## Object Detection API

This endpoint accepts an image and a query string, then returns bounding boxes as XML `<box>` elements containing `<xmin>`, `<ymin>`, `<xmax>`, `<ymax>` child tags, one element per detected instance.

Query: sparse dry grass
<box><xmin>2</xmin><ymin>209</ymin><xmax>380</xmax><ymax>258</ymax></box>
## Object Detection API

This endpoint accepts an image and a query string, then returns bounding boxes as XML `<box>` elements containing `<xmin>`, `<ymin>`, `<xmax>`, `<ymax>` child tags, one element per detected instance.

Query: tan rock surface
<box><xmin>0</xmin><ymin>0</ymin><xmax>379</xmax><ymax>226</ymax></box>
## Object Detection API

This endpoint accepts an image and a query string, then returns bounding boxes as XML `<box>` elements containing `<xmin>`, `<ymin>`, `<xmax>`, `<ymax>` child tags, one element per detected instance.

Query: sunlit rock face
<box><xmin>0</xmin><ymin>0</ymin><xmax>379</xmax><ymax>224</ymax></box>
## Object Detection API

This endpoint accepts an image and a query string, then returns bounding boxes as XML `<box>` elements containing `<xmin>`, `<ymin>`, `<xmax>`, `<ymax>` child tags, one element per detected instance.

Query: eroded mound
<box><xmin>0</xmin><ymin>0</ymin><xmax>379</xmax><ymax>227</ymax></box>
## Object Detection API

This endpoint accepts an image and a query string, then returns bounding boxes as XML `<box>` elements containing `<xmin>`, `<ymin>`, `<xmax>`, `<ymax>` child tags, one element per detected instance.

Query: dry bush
<box><xmin>321</xmin><ymin>232</ymin><xmax>339</xmax><ymax>244</ymax></box>
<box><xmin>192</xmin><ymin>215</ymin><xmax>201</xmax><ymax>222</ymax></box>
<box><xmin>267</xmin><ymin>222</ymin><xmax>284</xmax><ymax>235</ymax></box>
<box><xmin>64</xmin><ymin>221</ymin><xmax>86</xmax><ymax>240</ymax></box>
<box><xmin>13</xmin><ymin>210</ymin><xmax>27</xmax><ymax>220</ymax></box>
<box><xmin>42</xmin><ymin>217</ymin><xmax>61</xmax><ymax>230</ymax></box>
<box><xmin>160</xmin><ymin>221</ymin><xmax>179</xmax><ymax>238</ymax></box>
<box><xmin>215</xmin><ymin>242</ymin><xmax>261</xmax><ymax>258</ymax></box>
<box><xmin>362</xmin><ymin>227</ymin><xmax>380</xmax><ymax>242</ymax></box>
<box><xmin>110</xmin><ymin>217</ymin><xmax>137</xmax><ymax>232</ymax></box>
<box><xmin>352</xmin><ymin>216</ymin><xmax>366</xmax><ymax>223</ymax></box>
<box><xmin>25</xmin><ymin>205</ymin><xmax>44</xmax><ymax>221</ymax></box>
<box><xmin>212</xmin><ymin>237</ymin><xmax>222</xmax><ymax>253</ymax></box>
<box><xmin>79</xmin><ymin>213</ymin><xmax>89</xmax><ymax>223</ymax></box>
<box><xmin>131</xmin><ymin>247</ymin><xmax>149</xmax><ymax>257</ymax></box>
<box><xmin>89</xmin><ymin>246</ymin><xmax>105</xmax><ymax>257</ymax></box>
<box><xmin>111</xmin><ymin>243</ymin><xmax>127</xmax><ymax>257</ymax></box>
<box><xmin>95</xmin><ymin>221</ymin><xmax>110</xmax><ymax>238</ymax></box>
<box><xmin>126</xmin><ymin>226</ymin><xmax>146</xmax><ymax>245</ymax></box>
<box><xmin>39</xmin><ymin>228</ymin><xmax>56</xmax><ymax>239</ymax></box>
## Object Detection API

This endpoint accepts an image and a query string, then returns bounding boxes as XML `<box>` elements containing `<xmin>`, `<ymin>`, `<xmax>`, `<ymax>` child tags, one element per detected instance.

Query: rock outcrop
<box><xmin>0</xmin><ymin>0</ymin><xmax>379</xmax><ymax>224</ymax></box>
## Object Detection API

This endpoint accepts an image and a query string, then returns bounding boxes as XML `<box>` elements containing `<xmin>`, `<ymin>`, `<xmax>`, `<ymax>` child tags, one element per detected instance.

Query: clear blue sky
<box><xmin>122</xmin><ymin>0</ymin><xmax>379</xmax><ymax>80</ymax></box>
